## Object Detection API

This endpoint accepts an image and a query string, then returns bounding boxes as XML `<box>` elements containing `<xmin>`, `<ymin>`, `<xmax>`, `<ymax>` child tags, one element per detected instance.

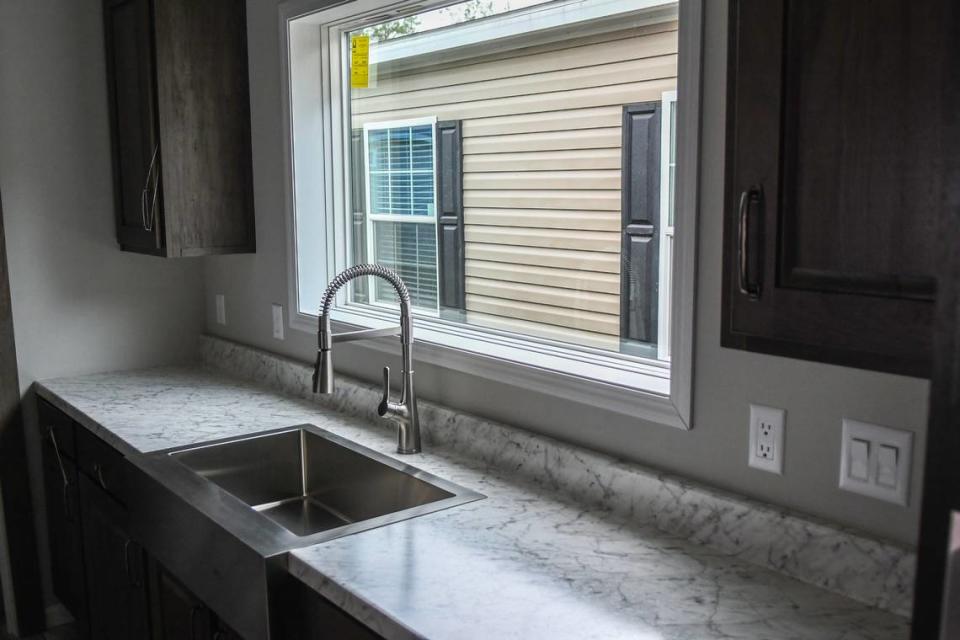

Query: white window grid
<box><xmin>361</xmin><ymin>116</ymin><xmax>439</xmax><ymax>312</ymax></box>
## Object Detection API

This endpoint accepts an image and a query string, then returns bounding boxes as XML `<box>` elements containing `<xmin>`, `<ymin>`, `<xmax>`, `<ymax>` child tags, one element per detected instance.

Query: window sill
<box><xmin>291</xmin><ymin>307</ymin><xmax>688</xmax><ymax>430</ymax></box>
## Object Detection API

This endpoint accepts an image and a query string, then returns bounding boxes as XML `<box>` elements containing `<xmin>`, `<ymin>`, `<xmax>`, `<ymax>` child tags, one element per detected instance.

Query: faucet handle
<box><xmin>378</xmin><ymin>366</ymin><xmax>390</xmax><ymax>417</ymax></box>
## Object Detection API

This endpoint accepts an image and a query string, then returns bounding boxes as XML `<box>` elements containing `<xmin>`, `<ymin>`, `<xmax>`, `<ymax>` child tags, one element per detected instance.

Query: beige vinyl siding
<box><xmin>464</xmin><ymin>209</ymin><xmax>620</xmax><ymax>232</ymax></box>
<box><xmin>464</xmin><ymin>190</ymin><xmax>620</xmax><ymax>211</ymax></box>
<box><xmin>464</xmin><ymin>149</ymin><xmax>621</xmax><ymax>172</ymax></box>
<box><xmin>352</xmin><ymin>21</ymin><xmax>678</xmax><ymax>340</ymax></box>
<box><xmin>465</xmin><ymin>259</ymin><xmax>620</xmax><ymax>294</ymax></box>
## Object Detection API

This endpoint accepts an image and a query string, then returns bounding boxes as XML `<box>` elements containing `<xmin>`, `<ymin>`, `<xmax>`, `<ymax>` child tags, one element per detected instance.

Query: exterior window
<box><xmin>334</xmin><ymin>0</ymin><xmax>682</xmax><ymax>362</ymax></box>
<box><xmin>362</xmin><ymin>120</ymin><xmax>438</xmax><ymax>311</ymax></box>
<box><xmin>285</xmin><ymin>0</ymin><xmax>699</xmax><ymax>415</ymax></box>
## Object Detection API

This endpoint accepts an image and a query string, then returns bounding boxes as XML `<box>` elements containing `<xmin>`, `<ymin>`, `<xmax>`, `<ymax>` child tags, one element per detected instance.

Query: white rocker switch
<box><xmin>849</xmin><ymin>439</ymin><xmax>870</xmax><ymax>482</ymax></box>
<box><xmin>876</xmin><ymin>445</ymin><xmax>899</xmax><ymax>489</ymax></box>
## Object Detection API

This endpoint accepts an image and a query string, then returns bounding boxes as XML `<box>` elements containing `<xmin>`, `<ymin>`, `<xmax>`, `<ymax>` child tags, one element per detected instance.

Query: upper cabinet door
<box><xmin>104</xmin><ymin>0</ymin><xmax>164</xmax><ymax>254</ymax></box>
<box><xmin>152</xmin><ymin>0</ymin><xmax>255</xmax><ymax>257</ymax></box>
<box><xmin>723</xmin><ymin>0</ymin><xmax>946</xmax><ymax>377</ymax></box>
<box><xmin>103</xmin><ymin>0</ymin><xmax>255</xmax><ymax>257</ymax></box>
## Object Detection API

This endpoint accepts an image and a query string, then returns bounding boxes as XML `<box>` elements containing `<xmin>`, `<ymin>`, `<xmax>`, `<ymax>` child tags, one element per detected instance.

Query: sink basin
<box><xmin>167</xmin><ymin>425</ymin><xmax>481</xmax><ymax>538</ymax></box>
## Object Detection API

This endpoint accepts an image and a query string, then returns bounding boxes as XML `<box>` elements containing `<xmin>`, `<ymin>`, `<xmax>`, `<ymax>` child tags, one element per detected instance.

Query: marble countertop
<box><xmin>36</xmin><ymin>365</ymin><xmax>910</xmax><ymax>640</ymax></box>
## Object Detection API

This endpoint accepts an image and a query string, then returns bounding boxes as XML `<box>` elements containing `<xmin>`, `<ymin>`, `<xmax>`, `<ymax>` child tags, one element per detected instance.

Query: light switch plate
<box><xmin>271</xmin><ymin>303</ymin><xmax>285</xmax><ymax>340</ymax></box>
<box><xmin>839</xmin><ymin>419</ymin><xmax>913</xmax><ymax>506</ymax></box>
<box><xmin>748</xmin><ymin>404</ymin><xmax>785</xmax><ymax>475</ymax></box>
<box><xmin>215</xmin><ymin>294</ymin><xmax>226</xmax><ymax>325</ymax></box>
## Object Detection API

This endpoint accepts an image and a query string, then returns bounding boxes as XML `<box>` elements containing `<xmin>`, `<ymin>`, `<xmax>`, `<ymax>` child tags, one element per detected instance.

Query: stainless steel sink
<box><xmin>166</xmin><ymin>425</ymin><xmax>482</xmax><ymax>538</ymax></box>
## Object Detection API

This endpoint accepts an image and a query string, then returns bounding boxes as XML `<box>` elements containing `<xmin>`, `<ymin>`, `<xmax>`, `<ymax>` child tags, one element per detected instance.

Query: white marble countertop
<box><xmin>36</xmin><ymin>365</ymin><xmax>910</xmax><ymax>640</ymax></box>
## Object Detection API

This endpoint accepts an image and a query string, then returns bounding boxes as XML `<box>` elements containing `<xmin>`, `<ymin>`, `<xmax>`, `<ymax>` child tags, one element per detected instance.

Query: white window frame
<box><xmin>657</xmin><ymin>89</ymin><xmax>678</xmax><ymax>362</ymax></box>
<box><xmin>279</xmin><ymin>0</ymin><xmax>703</xmax><ymax>429</ymax></box>
<box><xmin>361</xmin><ymin>116</ymin><xmax>439</xmax><ymax>313</ymax></box>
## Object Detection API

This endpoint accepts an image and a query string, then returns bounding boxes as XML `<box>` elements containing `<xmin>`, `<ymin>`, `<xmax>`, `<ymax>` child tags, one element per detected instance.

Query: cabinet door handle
<box><xmin>92</xmin><ymin>463</ymin><xmax>107</xmax><ymax>490</ymax></box>
<box><xmin>189</xmin><ymin>605</ymin><xmax>204</xmax><ymax>640</ymax></box>
<box><xmin>123</xmin><ymin>539</ymin><xmax>143</xmax><ymax>588</ymax></box>
<box><xmin>47</xmin><ymin>429</ymin><xmax>74</xmax><ymax>522</ymax></box>
<box><xmin>738</xmin><ymin>186</ymin><xmax>763</xmax><ymax>300</ymax></box>
<box><xmin>141</xmin><ymin>143</ymin><xmax>160</xmax><ymax>232</ymax></box>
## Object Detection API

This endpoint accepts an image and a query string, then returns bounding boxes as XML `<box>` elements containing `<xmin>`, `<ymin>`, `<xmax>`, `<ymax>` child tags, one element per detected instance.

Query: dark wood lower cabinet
<box><xmin>40</xmin><ymin>401</ymin><xmax>230</xmax><ymax>640</ymax></box>
<box><xmin>79</xmin><ymin>474</ymin><xmax>150</xmax><ymax>640</ymax></box>
<box><xmin>274</xmin><ymin>575</ymin><xmax>381</xmax><ymax>640</ymax></box>
<box><xmin>40</xmin><ymin>419</ymin><xmax>87</xmax><ymax>635</ymax></box>
<box><xmin>40</xmin><ymin>399</ymin><xmax>377</xmax><ymax>640</ymax></box>
<box><xmin>148</xmin><ymin>562</ymin><xmax>215</xmax><ymax>640</ymax></box>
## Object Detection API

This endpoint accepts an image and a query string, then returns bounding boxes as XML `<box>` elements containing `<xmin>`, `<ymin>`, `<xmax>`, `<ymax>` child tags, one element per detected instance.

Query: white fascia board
<box><xmin>370</xmin><ymin>0</ymin><xmax>678</xmax><ymax>65</ymax></box>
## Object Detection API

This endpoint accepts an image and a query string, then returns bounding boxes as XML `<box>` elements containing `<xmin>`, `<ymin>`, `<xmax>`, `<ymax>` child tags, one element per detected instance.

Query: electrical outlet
<box><xmin>215</xmin><ymin>294</ymin><xmax>226</xmax><ymax>325</ymax></box>
<box><xmin>271</xmin><ymin>303</ymin><xmax>284</xmax><ymax>340</ymax></box>
<box><xmin>748</xmin><ymin>404</ymin><xmax>785</xmax><ymax>474</ymax></box>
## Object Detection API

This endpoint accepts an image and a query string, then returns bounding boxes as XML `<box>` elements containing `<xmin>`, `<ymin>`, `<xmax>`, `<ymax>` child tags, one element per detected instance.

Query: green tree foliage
<box><xmin>363</xmin><ymin>0</ymin><xmax>508</xmax><ymax>43</ymax></box>
<box><xmin>363</xmin><ymin>15</ymin><xmax>420</xmax><ymax>42</ymax></box>
<box><xmin>462</xmin><ymin>0</ymin><xmax>499</xmax><ymax>20</ymax></box>
<box><xmin>443</xmin><ymin>0</ymin><xmax>502</xmax><ymax>22</ymax></box>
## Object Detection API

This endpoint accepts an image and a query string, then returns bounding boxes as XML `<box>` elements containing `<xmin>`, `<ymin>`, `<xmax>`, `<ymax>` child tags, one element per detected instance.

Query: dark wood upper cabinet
<box><xmin>912</xmin><ymin>2</ymin><xmax>959</xmax><ymax>636</ymax></box>
<box><xmin>722</xmin><ymin>1</ymin><xmax>947</xmax><ymax>377</ymax></box>
<box><xmin>103</xmin><ymin>0</ymin><xmax>255</xmax><ymax>257</ymax></box>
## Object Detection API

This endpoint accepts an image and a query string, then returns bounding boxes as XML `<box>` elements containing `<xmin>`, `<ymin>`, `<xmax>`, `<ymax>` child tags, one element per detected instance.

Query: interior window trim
<box><xmin>279</xmin><ymin>0</ymin><xmax>703</xmax><ymax>429</ymax></box>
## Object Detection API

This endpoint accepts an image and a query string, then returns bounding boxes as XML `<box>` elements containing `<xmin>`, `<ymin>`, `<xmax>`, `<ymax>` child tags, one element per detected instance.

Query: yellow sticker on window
<box><xmin>350</xmin><ymin>35</ymin><xmax>370</xmax><ymax>89</ymax></box>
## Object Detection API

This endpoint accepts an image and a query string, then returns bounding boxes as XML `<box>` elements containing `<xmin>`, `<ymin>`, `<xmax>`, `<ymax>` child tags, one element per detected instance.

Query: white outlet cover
<box><xmin>272</xmin><ymin>303</ymin><xmax>285</xmax><ymax>340</ymax></box>
<box><xmin>215</xmin><ymin>294</ymin><xmax>226</xmax><ymax>325</ymax></box>
<box><xmin>748</xmin><ymin>404</ymin><xmax>785</xmax><ymax>475</ymax></box>
<box><xmin>839</xmin><ymin>419</ymin><xmax>912</xmax><ymax>506</ymax></box>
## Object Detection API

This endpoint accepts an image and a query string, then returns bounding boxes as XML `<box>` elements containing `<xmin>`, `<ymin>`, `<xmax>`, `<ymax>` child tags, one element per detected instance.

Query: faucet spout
<box><xmin>312</xmin><ymin>314</ymin><xmax>335</xmax><ymax>394</ymax></box>
<box><xmin>312</xmin><ymin>265</ymin><xmax>421</xmax><ymax>454</ymax></box>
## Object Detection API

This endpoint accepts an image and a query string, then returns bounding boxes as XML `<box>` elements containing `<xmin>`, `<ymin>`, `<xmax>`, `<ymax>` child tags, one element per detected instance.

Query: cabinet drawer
<box><xmin>77</xmin><ymin>427</ymin><xmax>126</xmax><ymax>502</ymax></box>
<box><xmin>38</xmin><ymin>398</ymin><xmax>76</xmax><ymax>461</ymax></box>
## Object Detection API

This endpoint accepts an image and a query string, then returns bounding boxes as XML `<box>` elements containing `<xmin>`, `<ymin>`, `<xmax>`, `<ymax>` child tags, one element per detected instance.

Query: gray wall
<box><xmin>0</xmin><ymin>0</ymin><xmax>205</xmax><ymax>625</ymax></box>
<box><xmin>205</xmin><ymin>0</ymin><xmax>930</xmax><ymax>546</ymax></box>
<box><xmin>0</xmin><ymin>1</ymin><xmax>205</xmax><ymax>386</ymax></box>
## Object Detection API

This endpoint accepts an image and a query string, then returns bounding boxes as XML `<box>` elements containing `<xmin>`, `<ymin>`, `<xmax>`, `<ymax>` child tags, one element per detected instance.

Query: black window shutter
<box><xmin>620</xmin><ymin>102</ymin><xmax>661</xmax><ymax>344</ymax></box>
<box><xmin>435</xmin><ymin>120</ymin><xmax>465</xmax><ymax>311</ymax></box>
<box><xmin>351</xmin><ymin>128</ymin><xmax>368</xmax><ymax>302</ymax></box>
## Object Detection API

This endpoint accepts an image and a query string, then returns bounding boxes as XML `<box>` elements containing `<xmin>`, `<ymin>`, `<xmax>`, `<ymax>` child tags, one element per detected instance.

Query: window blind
<box><xmin>372</xmin><ymin>220</ymin><xmax>438</xmax><ymax>310</ymax></box>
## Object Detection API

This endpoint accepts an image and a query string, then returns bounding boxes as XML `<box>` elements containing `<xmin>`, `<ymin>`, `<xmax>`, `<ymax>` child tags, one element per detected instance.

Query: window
<box><xmin>362</xmin><ymin>119</ymin><xmax>439</xmax><ymax>311</ymax></box>
<box><xmin>283</xmin><ymin>0</ymin><xmax>701</xmax><ymax>427</ymax></box>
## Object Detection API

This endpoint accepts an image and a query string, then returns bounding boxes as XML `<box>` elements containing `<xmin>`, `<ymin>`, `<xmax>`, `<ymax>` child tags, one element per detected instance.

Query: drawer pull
<box><xmin>92</xmin><ymin>463</ymin><xmax>107</xmax><ymax>490</ymax></box>
<box><xmin>123</xmin><ymin>539</ymin><xmax>143</xmax><ymax>588</ymax></box>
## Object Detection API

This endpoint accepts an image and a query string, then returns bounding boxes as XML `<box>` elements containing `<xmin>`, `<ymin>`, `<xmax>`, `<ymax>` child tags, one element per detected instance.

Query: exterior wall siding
<box><xmin>351</xmin><ymin>21</ymin><xmax>678</xmax><ymax>346</ymax></box>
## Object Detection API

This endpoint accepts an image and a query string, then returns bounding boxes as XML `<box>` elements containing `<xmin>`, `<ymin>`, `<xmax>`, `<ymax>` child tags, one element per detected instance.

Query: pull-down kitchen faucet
<box><xmin>312</xmin><ymin>264</ymin><xmax>421</xmax><ymax>454</ymax></box>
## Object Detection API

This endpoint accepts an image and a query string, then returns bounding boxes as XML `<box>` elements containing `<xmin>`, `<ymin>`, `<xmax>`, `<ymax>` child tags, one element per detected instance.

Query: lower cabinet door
<box><xmin>79</xmin><ymin>475</ymin><xmax>150</xmax><ymax>640</ymax></box>
<box><xmin>41</xmin><ymin>432</ymin><xmax>87</xmax><ymax>632</ymax></box>
<box><xmin>148</xmin><ymin>562</ymin><xmax>216</xmax><ymax>640</ymax></box>
<box><xmin>276</xmin><ymin>574</ymin><xmax>383</xmax><ymax>639</ymax></box>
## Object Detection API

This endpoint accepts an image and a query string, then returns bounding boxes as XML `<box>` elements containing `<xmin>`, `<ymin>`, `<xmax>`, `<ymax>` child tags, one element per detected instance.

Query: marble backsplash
<box><xmin>199</xmin><ymin>334</ymin><xmax>916</xmax><ymax>617</ymax></box>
